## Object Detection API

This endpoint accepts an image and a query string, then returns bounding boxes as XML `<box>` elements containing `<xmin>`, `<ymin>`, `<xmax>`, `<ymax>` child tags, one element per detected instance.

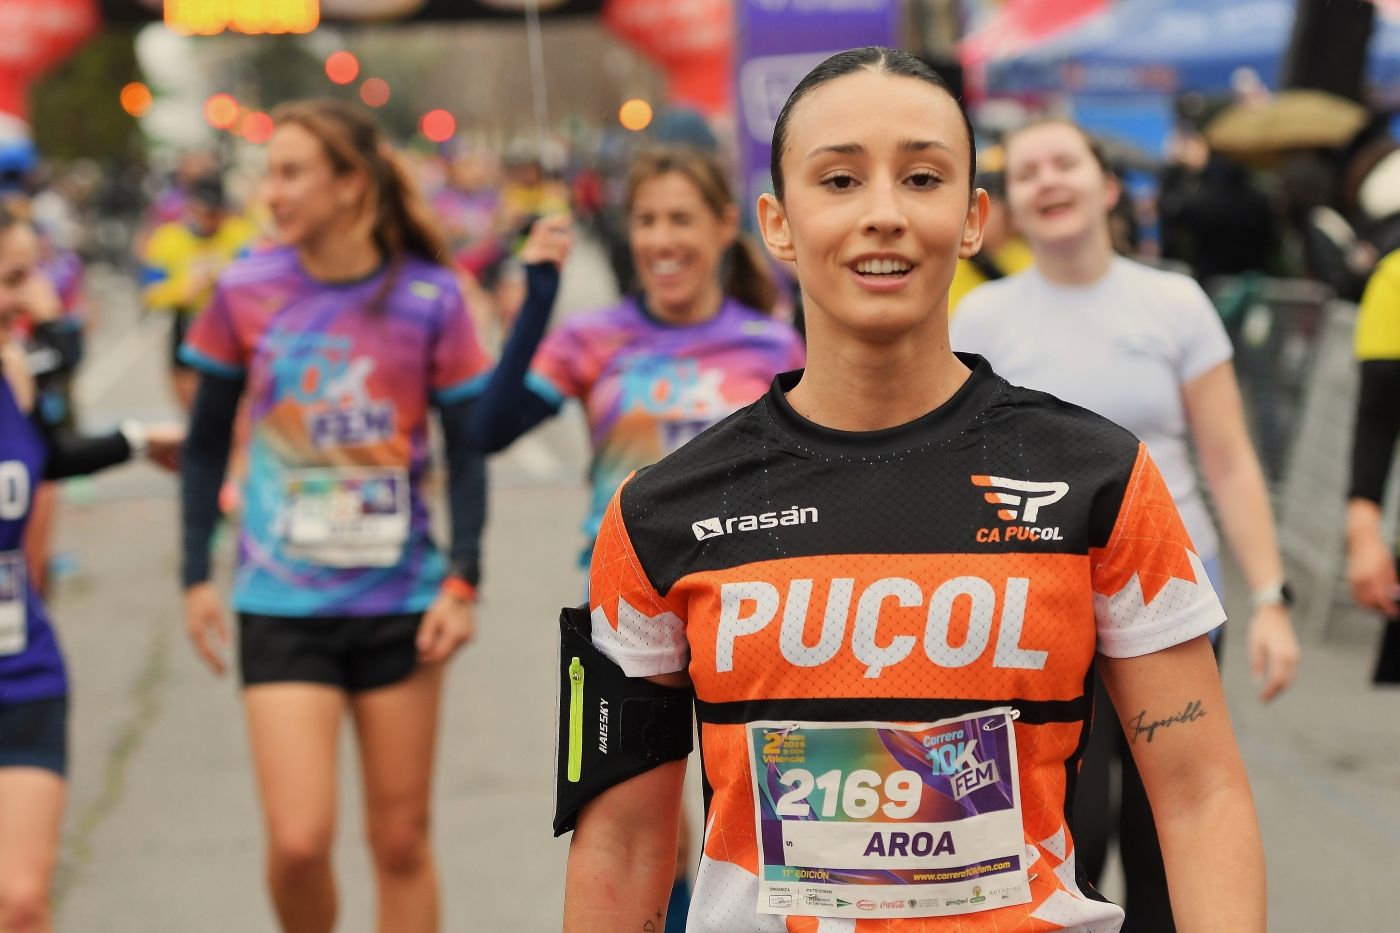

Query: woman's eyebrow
<box><xmin>806</xmin><ymin>139</ymin><xmax>952</xmax><ymax>160</ymax></box>
<box><xmin>899</xmin><ymin>139</ymin><xmax>952</xmax><ymax>153</ymax></box>
<box><xmin>806</xmin><ymin>142</ymin><xmax>863</xmax><ymax>160</ymax></box>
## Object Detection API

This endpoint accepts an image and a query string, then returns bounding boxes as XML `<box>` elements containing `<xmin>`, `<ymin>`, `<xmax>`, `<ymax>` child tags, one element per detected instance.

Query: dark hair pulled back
<box><xmin>769</xmin><ymin>46</ymin><xmax>977</xmax><ymax>202</ymax></box>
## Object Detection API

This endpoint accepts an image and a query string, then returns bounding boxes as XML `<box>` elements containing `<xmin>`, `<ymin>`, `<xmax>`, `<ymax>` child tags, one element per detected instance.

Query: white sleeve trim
<box><xmin>589</xmin><ymin>601</ymin><xmax>690</xmax><ymax>678</ymax></box>
<box><xmin>1096</xmin><ymin>603</ymin><xmax>1227</xmax><ymax>659</ymax></box>
<box><xmin>1095</xmin><ymin>548</ymin><xmax>1228</xmax><ymax>658</ymax></box>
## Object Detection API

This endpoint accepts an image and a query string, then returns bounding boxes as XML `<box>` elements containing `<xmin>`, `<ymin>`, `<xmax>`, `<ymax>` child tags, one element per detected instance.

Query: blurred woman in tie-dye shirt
<box><xmin>471</xmin><ymin>147</ymin><xmax>804</xmax><ymax>932</ymax></box>
<box><xmin>179</xmin><ymin>99</ymin><xmax>489</xmax><ymax>933</ymax></box>
<box><xmin>474</xmin><ymin>147</ymin><xmax>806</xmax><ymax>569</ymax></box>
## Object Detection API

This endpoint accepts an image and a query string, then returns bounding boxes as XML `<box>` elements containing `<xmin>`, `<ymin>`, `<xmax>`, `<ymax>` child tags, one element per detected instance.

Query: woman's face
<box><xmin>759</xmin><ymin>70</ymin><xmax>984</xmax><ymax>343</ymax></box>
<box><xmin>0</xmin><ymin>224</ymin><xmax>37</xmax><ymax>340</ymax></box>
<box><xmin>264</xmin><ymin>124</ymin><xmax>366</xmax><ymax>248</ymax></box>
<box><xmin>629</xmin><ymin>171</ymin><xmax>737</xmax><ymax>319</ymax></box>
<box><xmin>1004</xmin><ymin>122</ymin><xmax>1119</xmax><ymax>252</ymax></box>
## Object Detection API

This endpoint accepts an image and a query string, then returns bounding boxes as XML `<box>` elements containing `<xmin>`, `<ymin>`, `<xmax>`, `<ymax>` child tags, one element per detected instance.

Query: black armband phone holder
<box><xmin>553</xmin><ymin>604</ymin><xmax>693</xmax><ymax>836</ymax></box>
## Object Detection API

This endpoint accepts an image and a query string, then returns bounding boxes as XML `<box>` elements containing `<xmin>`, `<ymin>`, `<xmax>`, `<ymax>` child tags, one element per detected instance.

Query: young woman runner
<box><xmin>179</xmin><ymin>100</ymin><xmax>489</xmax><ymax>933</ymax></box>
<box><xmin>563</xmin><ymin>47</ymin><xmax>1265</xmax><ymax>932</ymax></box>
<box><xmin>0</xmin><ymin>205</ymin><xmax>180</xmax><ymax>933</ymax></box>
<box><xmin>952</xmin><ymin>117</ymin><xmax>1298</xmax><ymax>931</ymax></box>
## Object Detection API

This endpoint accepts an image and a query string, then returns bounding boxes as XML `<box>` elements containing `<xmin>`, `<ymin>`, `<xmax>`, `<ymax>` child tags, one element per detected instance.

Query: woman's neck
<box><xmin>647</xmin><ymin>280</ymin><xmax>725</xmax><ymax>326</ymax></box>
<box><xmin>1033</xmin><ymin>228</ymin><xmax>1115</xmax><ymax>286</ymax></box>
<box><xmin>297</xmin><ymin>230</ymin><xmax>382</xmax><ymax>284</ymax></box>
<box><xmin>784</xmin><ymin>311</ymin><xmax>970</xmax><ymax>433</ymax></box>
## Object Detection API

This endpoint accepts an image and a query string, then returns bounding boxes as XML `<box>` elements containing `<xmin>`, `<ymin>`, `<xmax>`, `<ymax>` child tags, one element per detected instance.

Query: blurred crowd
<box><xmin>4</xmin><ymin>84</ymin><xmax>1397</xmax><ymax>607</ymax></box>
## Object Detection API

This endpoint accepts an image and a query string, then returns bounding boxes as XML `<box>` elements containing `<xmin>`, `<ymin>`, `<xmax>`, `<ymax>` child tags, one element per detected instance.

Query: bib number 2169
<box><xmin>776</xmin><ymin>767</ymin><xmax>925</xmax><ymax>820</ymax></box>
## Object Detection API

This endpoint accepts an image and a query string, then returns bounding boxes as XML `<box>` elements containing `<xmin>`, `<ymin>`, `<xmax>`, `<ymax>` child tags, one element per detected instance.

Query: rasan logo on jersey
<box><xmin>972</xmin><ymin>475</ymin><xmax>1069</xmax><ymax>544</ymax></box>
<box><xmin>691</xmin><ymin>506</ymin><xmax>819</xmax><ymax>541</ymax></box>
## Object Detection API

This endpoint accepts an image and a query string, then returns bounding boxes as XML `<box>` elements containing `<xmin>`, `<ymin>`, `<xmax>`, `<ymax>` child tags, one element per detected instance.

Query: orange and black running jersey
<box><xmin>589</xmin><ymin>354</ymin><xmax>1225</xmax><ymax>932</ymax></box>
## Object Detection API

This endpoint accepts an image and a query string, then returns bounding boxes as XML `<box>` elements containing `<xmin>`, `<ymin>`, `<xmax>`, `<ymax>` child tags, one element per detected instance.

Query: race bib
<box><xmin>748</xmin><ymin>709</ymin><xmax>1032</xmax><ymax>920</ymax></box>
<box><xmin>0</xmin><ymin>551</ymin><xmax>27</xmax><ymax>657</ymax></box>
<box><xmin>281</xmin><ymin>468</ymin><xmax>409</xmax><ymax>568</ymax></box>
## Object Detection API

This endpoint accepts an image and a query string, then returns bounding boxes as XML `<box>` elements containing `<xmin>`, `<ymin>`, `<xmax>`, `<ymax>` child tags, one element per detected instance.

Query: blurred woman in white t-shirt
<box><xmin>952</xmin><ymin>118</ymin><xmax>1298</xmax><ymax>932</ymax></box>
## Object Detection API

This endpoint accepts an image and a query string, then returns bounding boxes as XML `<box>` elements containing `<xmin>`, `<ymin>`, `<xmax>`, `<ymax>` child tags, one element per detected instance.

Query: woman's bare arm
<box><xmin>1100</xmin><ymin>636</ymin><xmax>1265</xmax><ymax>932</ymax></box>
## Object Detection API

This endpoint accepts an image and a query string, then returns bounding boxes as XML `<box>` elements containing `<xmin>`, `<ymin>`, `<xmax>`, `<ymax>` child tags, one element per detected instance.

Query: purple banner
<box><xmin>733</xmin><ymin>0</ymin><xmax>900</xmax><ymax>227</ymax></box>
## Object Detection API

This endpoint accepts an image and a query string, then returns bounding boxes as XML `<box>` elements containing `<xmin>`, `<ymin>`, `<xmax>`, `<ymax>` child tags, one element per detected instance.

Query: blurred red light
<box><xmin>420</xmin><ymin>109</ymin><xmax>456</xmax><ymax>143</ymax></box>
<box><xmin>242</xmin><ymin>111</ymin><xmax>275</xmax><ymax>144</ymax></box>
<box><xmin>120</xmin><ymin>82</ymin><xmax>153</xmax><ymax>118</ymax></box>
<box><xmin>359</xmin><ymin>78</ymin><xmax>390</xmax><ymax>108</ymax></box>
<box><xmin>204</xmin><ymin>93</ymin><xmax>240</xmax><ymax>130</ymax></box>
<box><xmin>325</xmin><ymin>51</ymin><xmax>359</xmax><ymax>85</ymax></box>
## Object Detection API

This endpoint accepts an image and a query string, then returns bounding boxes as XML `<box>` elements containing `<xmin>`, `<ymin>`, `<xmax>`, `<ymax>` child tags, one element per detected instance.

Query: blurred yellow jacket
<box><xmin>1357</xmin><ymin>248</ymin><xmax>1400</xmax><ymax>361</ymax></box>
<box><xmin>140</xmin><ymin>216</ymin><xmax>256</xmax><ymax>317</ymax></box>
<box><xmin>948</xmin><ymin>237</ymin><xmax>1034</xmax><ymax>316</ymax></box>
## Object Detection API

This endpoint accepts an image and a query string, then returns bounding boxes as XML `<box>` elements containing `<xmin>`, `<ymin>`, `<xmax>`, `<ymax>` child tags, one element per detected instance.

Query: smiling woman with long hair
<box><xmin>951</xmin><ymin>117</ymin><xmax>1298</xmax><ymax>931</ymax></box>
<box><xmin>470</xmin><ymin>144</ymin><xmax>803</xmax><ymax>929</ymax></box>
<box><xmin>561</xmin><ymin>47</ymin><xmax>1265</xmax><ymax>933</ymax></box>
<box><xmin>472</xmin><ymin>146</ymin><xmax>801</xmax><ymax>568</ymax></box>
<box><xmin>179</xmin><ymin>100</ymin><xmax>489</xmax><ymax>933</ymax></box>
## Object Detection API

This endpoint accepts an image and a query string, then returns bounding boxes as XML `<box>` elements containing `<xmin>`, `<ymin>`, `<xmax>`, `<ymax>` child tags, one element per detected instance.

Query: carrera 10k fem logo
<box><xmin>267</xmin><ymin>334</ymin><xmax>395</xmax><ymax>449</ymax></box>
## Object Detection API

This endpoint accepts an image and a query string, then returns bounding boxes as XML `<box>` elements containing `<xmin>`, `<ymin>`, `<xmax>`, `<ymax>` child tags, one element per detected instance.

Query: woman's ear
<box><xmin>336</xmin><ymin>168</ymin><xmax>370</xmax><ymax>213</ymax></box>
<box><xmin>720</xmin><ymin>202</ymin><xmax>741</xmax><ymax>250</ymax></box>
<box><xmin>959</xmin><ymin>188</ymin><xmax>990</xmax><ymax>259</ymax></box>
<box><xmin>337</xmin><ymin>169</ymin><xmax>376</xmax><ymax>240</ymax></box>
<box><xmin>757</xmin><ymin>193</ymin><xmax>795</xmax><ymax>263</ymax></box>
<box><xmin>1104</xmin><ymin>173</ymin><xmax>1123</xmax><ymax>214</ymax></box>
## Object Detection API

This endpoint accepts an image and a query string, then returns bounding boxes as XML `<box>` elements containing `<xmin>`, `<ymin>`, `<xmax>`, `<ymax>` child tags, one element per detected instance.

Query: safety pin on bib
<box><xmin>982</xmin><ymin>708</ymin><xmax>1021</xmax><ymax>732</ymax></box>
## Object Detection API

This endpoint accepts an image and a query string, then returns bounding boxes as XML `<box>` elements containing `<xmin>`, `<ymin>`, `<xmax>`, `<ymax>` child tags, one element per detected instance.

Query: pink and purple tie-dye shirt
<box><xmin>182</xmin><ymin>247</ymin><xmax>489</xmax><ymax>616</ymax></box>
<box><xmin>528</xmin><ymin>296</ymin><xmax>805</xmax><ymax>564</ymax></box>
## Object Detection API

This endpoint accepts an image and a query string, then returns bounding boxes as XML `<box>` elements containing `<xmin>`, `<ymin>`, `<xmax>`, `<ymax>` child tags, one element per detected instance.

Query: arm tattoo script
<box><xmin>1128</xmin><ymin>699</ymin><xmax>1206</xmax><ymax>744</ymax></box>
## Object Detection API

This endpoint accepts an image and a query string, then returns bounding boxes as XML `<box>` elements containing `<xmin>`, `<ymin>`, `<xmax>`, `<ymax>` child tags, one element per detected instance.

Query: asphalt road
<box><xmin>39</xmin><ymin>242</ymin><xmax>1400</xmax><ymax>931</ymax></box>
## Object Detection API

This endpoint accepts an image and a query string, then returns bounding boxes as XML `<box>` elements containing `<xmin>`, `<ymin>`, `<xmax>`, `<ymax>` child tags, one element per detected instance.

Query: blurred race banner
<box><xmin>0</xmin><ymin>0</ymin><xmax>100</xmax><ymax>121</ymax></box>
<box><xmin>958</xmin><ymin>0</ymin><xmax>1105</xmax><ymax>100</ymax></box>
<box><xmin>734</xmin><ymin>0</ymin><xmax>898</xmax><ymax>221</ymax></box>
<box><xmin>983</xmin><ymin>0</ymin><xmax>1400</xmax><ymax>97</ymax></box>
<box><xmin>99</xmin><ymin>0</ymin><xmax>605</xmax><ymax>23</ymax></box>
<box><xmin>604</xmin><ymin>0</ymin><xmax>730</xmax><ymax>116</ymax></box>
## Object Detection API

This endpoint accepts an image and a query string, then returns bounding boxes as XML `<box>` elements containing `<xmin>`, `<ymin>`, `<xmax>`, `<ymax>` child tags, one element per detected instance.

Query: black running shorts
<box><xmin>0</xmin><ymin>696</ymin><xmax>68</xmax><ymax>776</ymax></box>
<box><xmin>238</xmin><ymin>612</ymin><xmax>423</xmax><ymax>693</ymax></box>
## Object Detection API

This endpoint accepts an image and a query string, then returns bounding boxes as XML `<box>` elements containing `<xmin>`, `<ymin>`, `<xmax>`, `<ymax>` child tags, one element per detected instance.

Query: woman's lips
<box><xmin>848</xmin><ymin>264</ymin><xmax>913</xmax><ymax>292</ymax></box>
